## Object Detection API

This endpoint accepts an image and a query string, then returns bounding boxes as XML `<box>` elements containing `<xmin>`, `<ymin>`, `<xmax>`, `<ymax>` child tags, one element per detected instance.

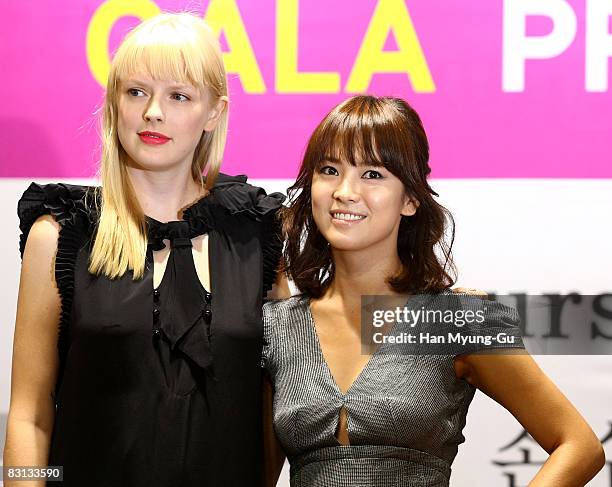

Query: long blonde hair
<box><xmin>89</xmin><ymin>13</ymin><xmax>228</xmax><ymax>280</ymax></box>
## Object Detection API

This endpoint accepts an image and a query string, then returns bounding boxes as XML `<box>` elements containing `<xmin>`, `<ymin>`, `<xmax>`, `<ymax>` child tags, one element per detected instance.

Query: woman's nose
<box><xmin>143</xmin><ymin>98</ymin><xmax>164</xmax><ymax>123</ymax></box>
<box><xmin>333</xmin><ymin>175</ymin><xmax>360</xmax><ymax>203</ymax></box>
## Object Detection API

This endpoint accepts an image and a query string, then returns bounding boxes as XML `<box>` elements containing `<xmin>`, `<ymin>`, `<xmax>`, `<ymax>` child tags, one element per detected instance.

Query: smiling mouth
<box><xmin>331</xmin><ymin>212</ymin><xmax>366</xmax><ymax>221</ymax></box>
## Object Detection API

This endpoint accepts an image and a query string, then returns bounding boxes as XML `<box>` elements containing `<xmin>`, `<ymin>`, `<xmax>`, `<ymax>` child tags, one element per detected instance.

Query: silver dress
<box><xmin>262</xmin><ymin>293</ymin><xmax>525</xmax><ymax>487</ymax></box>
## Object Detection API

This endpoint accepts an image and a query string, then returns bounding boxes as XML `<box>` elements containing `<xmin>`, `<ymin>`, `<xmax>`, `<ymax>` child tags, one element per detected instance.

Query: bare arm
<box><xmin>3</xmin><ymin>215</ymin><xmax>62</xmax><ymax>486</ymax></box>
<box><xmin>262</xmin><ymin>374</ymin><xmax>286</xmax><ymax>487</ymax></box>
<box><xmin>454</xmin><ymin>352</ymin><xmax>605</xmax><ymax>486</ymax></box>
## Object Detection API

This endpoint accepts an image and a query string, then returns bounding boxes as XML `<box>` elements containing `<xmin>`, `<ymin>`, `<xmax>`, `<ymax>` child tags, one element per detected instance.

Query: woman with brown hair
<box><xmin>262</xmin><ymin>95</ymin><xmax>604</xmax><ymax>486</ymax></box>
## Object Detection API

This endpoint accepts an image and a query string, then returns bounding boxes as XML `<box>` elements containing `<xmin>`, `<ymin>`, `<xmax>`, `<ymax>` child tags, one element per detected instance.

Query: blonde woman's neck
<box><xmin>126</xmin><ymin>165</ymin><xmax>207</xmax><ymax>222</ymax></box>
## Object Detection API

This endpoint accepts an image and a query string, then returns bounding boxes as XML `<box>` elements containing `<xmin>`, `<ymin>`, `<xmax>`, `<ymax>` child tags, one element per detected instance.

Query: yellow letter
<box><xmin>87</xmin><ymin>0</ymin><xmax>161</xmax><ymax>87</ymax></box>
<box><xmin>345</xmin><ymin>0</ymin><xmax>435</xmax><ymax>93</ymax></box>
<box><xmin>276</xmin><ymin>0</ymin><xmax>340</xmax><ymax>93</ymax></box>
<box><xmin>205</xmin><ymin>0</ymin><xmax>266</xmax><ymax>94</ymax></box>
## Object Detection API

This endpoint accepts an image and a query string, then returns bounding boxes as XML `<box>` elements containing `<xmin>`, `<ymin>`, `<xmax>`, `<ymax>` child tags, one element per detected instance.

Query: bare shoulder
<box><xmin>21</xmin><ymin>214</ymin><xmax>60</xmax><ymax>266</ymax></box>
<box><xmin>25</xmin><ymin>214</ymin><xmax>60</xmax><ymax>245</ymax></box>
<box><xmin>451</xmin><ymin>287</ymin><xmax>489</xmax><ymax>299</ymax></box>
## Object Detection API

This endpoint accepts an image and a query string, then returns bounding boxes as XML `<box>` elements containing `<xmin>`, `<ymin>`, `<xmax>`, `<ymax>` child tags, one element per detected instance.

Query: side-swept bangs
<box><xmin>283</xmin><ymin>95</ymin><xmax>455</xmax><ymax>298</ymax></box>
<box><xmin>310</xmin><ymin>104</ymin><xmax>387</xmax><ymax>170</ymax></box>
<box><xmin>302</xmin><ymin>96</ymin><xmax>432</xmax><ymax>199</ymax></box>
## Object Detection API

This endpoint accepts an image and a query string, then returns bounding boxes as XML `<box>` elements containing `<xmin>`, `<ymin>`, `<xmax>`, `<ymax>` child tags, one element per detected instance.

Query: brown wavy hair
<box><xmin>282</xmin><ymin>95</ymin><xmax>456</xmax><ymax>298</ymax></box>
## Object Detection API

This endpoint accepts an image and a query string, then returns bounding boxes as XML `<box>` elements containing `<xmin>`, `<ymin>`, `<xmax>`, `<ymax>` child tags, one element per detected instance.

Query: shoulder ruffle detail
<box><xmin>17</xmin><ymin>182</ymin><xmax>97</xmax><ymax>395</ymax></box>
<box><xmin>182</xmin><ymin>174</ymin><xmax>286</xmax><ymax>294</ymax></box>
<box><xmin>212</xmin><ymin>174</ymin><xmax>286</xmax><ymax>295</ymax></box>
<box><xmin>17</xmin><ymin>182</ymin><xmax>96</xmax><ymax>256</ymax></box>
<box><xmin>261</xmin><ymin>205</ymin><xmax>284</xmax><ymax>295</ymax></box>
<box><xmin>183</xmin><ymin>173</ymin><xmax>285</xmax><ymax>225</ymax></box>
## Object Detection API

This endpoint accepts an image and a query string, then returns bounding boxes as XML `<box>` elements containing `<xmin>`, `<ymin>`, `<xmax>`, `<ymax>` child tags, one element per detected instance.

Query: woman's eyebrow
<box><xmin>122</xmin><ymin>78</ymin><xmax>150</xmax><ymax>87</ymax></box>
<box><xmin>167</xmin><ymin>83</ymin><xmax>196</xmax><ymax>91</ymax></box>
<box><xmin>122</xmin><ymin>79</ymin><xmax>195</xmax><ymax>91</ymax></box>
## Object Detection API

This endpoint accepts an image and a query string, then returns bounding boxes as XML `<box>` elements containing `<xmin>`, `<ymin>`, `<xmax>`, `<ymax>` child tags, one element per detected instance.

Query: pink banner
<box><xmin>1</xmin><ymin>0</ymin><xmax>611</xmax><ymax>178</ymax></box>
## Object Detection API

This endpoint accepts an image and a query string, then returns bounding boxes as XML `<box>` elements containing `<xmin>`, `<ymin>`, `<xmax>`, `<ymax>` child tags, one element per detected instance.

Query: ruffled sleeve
<box><xmin>187</xmin><ymin>173</ymin><xmax>286</xmax><ymax>295</ymax></box>
<box><xmin>17</xmin><ymin>182</ymin><xmax>96</xmax><ymax>393</ymax></box>
<box><xmin>18</xmin><ymin>182</ymin><xmax>95</xmax><ymax>257</ymax></box>
<box><xmin>260</xmin><ymin>198</ymin><xmax>285</xmax><ymax>295</ymax></box>
<box><xmin>209</xmin><ymin>173</ymin><xmax>286</xmax><ymax>221</ymax></box>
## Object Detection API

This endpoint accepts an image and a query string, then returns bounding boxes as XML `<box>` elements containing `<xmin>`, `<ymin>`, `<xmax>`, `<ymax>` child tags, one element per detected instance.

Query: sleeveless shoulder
<box><xmin>17</xmin><ymin>182</ymin><xmax>98</xmax><ymax>389</ymax></box>
<box><xmin>186</xmin><ymin>173</ymin><xmax>286</xmax><ymax>294</ymax></box>
<box><xmin>429</xmin><ymin>290</ymin><xmax>526</xmax><ymax>356</ymax></box>
<box><xmin>462</xmin><ymin>294</ymin><xmax>525</xmax><ymax>353</ymax></box>
<box><xmin>17</xmin><ymin>182</ymin><xmax>97</xmax><ymax>257</ymax></box>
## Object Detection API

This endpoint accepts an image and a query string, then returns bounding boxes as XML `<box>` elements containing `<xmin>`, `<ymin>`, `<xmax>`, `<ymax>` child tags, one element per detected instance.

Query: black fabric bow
<box><xmin>147</xmin><ymin>218</ymin><xmax>211</xmax><ymax>251</ymax></box>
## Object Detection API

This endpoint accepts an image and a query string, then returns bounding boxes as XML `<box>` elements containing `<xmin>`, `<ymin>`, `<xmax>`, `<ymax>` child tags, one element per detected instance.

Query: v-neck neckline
<box><xmin>306</xmin><ymin>299</ymin><xmax>379</xmax><ymax>397</ymax></box>
<box><xmin>305</xmin><ymin>294</ymin><xmax>422</xmax><ymax>397</ymax></box>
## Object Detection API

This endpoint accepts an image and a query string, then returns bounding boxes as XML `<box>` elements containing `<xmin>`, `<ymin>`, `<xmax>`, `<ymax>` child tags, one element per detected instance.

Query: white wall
<box><xmin>1</xmin><ymin>178</ymin><xmax>611</xmax><ymax>485</ymax></box>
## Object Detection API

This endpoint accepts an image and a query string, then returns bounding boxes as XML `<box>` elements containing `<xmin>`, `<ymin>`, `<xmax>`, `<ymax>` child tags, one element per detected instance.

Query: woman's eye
<box><xmin>319</xmin><ymin>165</ymin><xmax>338</xmax><ymax>176</ymax></box>
<box><xmin>362</xmin><ymin>170</ymin><xmax>383</xmax><ymax>179</ymax></box>
<box><xmin>171</xmin><ymin>93</ymin><xmax>190</xmax><ymax>102</ymax></box>
<box><xmin>127</xmin><ymin>88</ymin><xmax>145</xmax><ymax>97</ymax></box>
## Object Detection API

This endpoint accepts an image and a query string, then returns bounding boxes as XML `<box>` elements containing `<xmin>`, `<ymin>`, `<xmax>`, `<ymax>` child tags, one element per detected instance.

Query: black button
<box><xmin>205</xmin><ymin>292</ymin><xmax>212</xmax><ymax>303</ymax></box>
<box><xmin>153</xmin><ymin>328</ymin><xmax>161</xmax><ymax>337</ymax></box>
<box><xmin>153</xmin><ymin>308</ymin><xmax>160</xmax><ymax>317</ymax></box>
<box><xmin>153</xmin><ymin>289</ymin><xmax>160</xmax><ymax>301</ymax></box>
<box><xmin>203</xmin><ymin>308</ymin><xmax>212</xmax><ymax>321</ymax></box>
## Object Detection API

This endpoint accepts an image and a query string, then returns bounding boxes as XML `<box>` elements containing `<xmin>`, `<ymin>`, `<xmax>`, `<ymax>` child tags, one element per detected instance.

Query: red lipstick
<box><xmin>138</xmin><ymin>131</ymin><xmax>171</xmax><ymax>145</ymax></box>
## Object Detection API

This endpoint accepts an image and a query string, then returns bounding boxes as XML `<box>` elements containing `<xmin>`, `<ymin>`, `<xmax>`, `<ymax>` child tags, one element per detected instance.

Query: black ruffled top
<box><xmin>17</xmin><ymin>174</ymin><xmax>285</xmax><ymax>487</ymax></box>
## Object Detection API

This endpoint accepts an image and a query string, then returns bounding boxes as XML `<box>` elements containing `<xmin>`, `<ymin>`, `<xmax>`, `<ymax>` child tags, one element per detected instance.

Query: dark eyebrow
<box><xmin>321</xmin><ymin>155</ymin><xmax>384</xmax><ymax>167</ymax></box>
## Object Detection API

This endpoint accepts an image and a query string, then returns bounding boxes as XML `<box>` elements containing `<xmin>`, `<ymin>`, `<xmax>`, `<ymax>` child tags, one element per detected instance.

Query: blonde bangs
<box><xmin>110</xmin><ymin>13</ymin><xmax>224</xmax><ymax>91</ymax></box>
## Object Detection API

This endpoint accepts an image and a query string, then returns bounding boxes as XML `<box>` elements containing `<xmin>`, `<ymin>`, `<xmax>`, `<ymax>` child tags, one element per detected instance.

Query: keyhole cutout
<box><xmin>335</xmin><ymin>405</ymin><xmax>350</xmax><ymax>445</ymax></box>
<box><xmin>152</xmin><ymin>234</ymin><xmax>211</xmax><ymax>291</ymax></box>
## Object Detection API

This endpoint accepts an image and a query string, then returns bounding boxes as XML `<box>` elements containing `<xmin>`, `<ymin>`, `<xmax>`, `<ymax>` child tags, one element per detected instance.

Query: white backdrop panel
<box><xmin>1</xmin><ymin>178</ymin><xmax>610</xmax><ymax>486</ymax></box>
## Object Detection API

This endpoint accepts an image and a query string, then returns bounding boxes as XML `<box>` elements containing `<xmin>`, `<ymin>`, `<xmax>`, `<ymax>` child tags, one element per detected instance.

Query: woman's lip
<box><xmin>330</xmin><ymin>211</ymin><xmax>367</xmax><ymax>218</ymax></box>
<box><xmin>330</xmin><ymin>212</ymin><xmax>367</xmax><ymax>225</ymax></box>
<box><xmin>138</xmin><ymin>133</ymin><xmax>170</xmax><ymax>145</ymax></box>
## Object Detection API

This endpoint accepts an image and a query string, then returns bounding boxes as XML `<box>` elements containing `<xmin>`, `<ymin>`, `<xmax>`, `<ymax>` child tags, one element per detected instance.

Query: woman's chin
<box><xmin>327</xmin><ymin>237</ymin><xmax>371</xmax><ymax>253</ymax></box>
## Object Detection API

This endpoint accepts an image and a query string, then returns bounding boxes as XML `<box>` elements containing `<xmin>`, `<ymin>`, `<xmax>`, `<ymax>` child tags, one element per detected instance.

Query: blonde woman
<box><xmin>4</xmin><ymin>13</ymin><xmax>284</xmax><ymax>486</ymax></box>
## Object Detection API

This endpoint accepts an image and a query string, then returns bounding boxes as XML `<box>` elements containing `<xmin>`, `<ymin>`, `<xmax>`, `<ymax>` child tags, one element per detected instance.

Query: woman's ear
<box><xmin>401</xmin><ymin>195</ymin><xmax>419</xmax><ymax>217</ymax></box>
<box><xmin>204</xmin><ymin>96</ymin><xmax>228</xmax><ymax>132</ymax></box>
